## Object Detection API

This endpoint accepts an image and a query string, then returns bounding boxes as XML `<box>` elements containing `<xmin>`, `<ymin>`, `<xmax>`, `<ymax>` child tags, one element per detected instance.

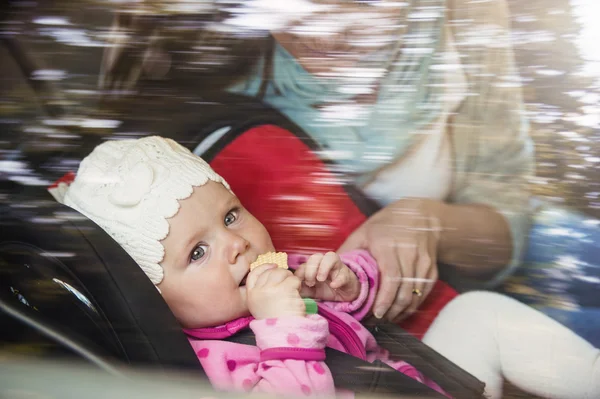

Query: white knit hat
<box><xmin>63</xmin><ymin>136</ymin><xmax>230</xmax><ymax>285</ymax></box>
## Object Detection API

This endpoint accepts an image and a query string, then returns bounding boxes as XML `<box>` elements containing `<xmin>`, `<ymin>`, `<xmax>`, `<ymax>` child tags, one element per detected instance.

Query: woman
<box><xmin>99</xmin><ymin>0</ymin><xmax>534</xmax><ymax>323</ymax></box>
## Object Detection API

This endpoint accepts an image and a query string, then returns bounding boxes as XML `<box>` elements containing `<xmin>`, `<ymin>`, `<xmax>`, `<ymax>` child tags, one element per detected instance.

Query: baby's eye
<box><xmin>224</xmin><ymin>210</ymin><xmax>238</xmax><ymax>226</ymax></box>
<box><xmin>191</xmin><ymin>244</ymin><xmax>208</xmax><ymax>262</ymax></box>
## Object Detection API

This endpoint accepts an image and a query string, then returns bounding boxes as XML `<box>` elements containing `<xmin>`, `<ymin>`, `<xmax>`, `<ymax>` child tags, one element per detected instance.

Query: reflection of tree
<box><xmin>502</xmin><ymin>258</ymin><xmax>581</xmax><ymax>312</ymax></box>
<box><xmin>508</xmin><ymin>0</ymin><xmax>600</xmax><ymax>218</ymax></box>
<box><xmin>3</xmin><ymin>0</ymin><xmax>600</xmax><ymax>217</ymax></box>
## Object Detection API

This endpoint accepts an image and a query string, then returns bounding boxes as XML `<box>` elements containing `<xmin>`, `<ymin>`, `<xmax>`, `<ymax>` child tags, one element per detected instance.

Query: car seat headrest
<box><xmin>0</xmin><ymin>195</ymin><xmax>204</xmax><ymax>374</ymax></box>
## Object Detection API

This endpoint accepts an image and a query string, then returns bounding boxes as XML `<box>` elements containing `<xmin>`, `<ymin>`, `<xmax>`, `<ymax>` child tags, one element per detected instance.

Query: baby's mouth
<box><xmin>239</xmin><ymin>272</ymin><xmax>249</xmax><ymax>287</ymax></box>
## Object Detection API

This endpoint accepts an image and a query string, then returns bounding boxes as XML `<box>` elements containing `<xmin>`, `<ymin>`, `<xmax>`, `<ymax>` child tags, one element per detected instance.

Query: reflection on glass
<box><xmin>52</xmin><ymin>278</ymin><xmax>98</xmax><ymax>314</ymax></box>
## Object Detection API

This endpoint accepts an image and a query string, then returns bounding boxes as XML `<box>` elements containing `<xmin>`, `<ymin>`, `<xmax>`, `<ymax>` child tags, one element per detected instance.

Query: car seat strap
<box><xmin>366</xmin><ymin>321</ymin><xmax>486</xmax><ymax>398</ymax></box>
<box><xmin>226</xmin><ymin>328</ymin><xmax>447</xmax><ymax>398</ymax></box>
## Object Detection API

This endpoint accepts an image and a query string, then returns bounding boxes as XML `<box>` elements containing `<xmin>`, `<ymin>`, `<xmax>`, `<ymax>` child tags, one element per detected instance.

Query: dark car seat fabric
<box><xmin>0</xmin><ymin>198</ymin><xmax>204</xmax><ymax>373</ymax></box>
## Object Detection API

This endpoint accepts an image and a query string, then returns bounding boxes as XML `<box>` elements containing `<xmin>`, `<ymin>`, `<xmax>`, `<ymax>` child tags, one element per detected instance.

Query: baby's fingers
<box><xmin>294</xmin><ymin>263</ymin><xmax>306</xmax><ymax>280</ymax></box>
<box><xmin>303</xmin><ymin>253</ymin><xmax>324</xmax><ymax>287</ymax></box>
<box><xmin>246</xmin><ymin>264</ymin><xmax>277</xmax><ymax>290</ymax></box>
<box><xmin>317</xmin><ymin>252</ymin><xmax>339</xmax><ymax>282</ymax></box>
<box><xmin>329</xmin><ymin>267</ymin><xmax>349</xmax><ymax>289</ymax></box>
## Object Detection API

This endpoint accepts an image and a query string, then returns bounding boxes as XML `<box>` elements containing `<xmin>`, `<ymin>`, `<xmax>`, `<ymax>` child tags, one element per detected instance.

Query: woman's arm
<box><xmin>340</xmin><ymin>197</ymin><xmax>511</xmax><ymax>321</ymax></box>
<box><xmin>340</xmin><ymin>0</ymin><xmax>534</xmax><ymax>321</ymax></box>
<box><xmin>428</xmin><ymin>201</ymin><xmax>512</xmax><ymax>278</ymax></box>
<box><xmin>446</xmin><ymin>0</ymin><xmax>535</xmax><ymax>282</ymax></box>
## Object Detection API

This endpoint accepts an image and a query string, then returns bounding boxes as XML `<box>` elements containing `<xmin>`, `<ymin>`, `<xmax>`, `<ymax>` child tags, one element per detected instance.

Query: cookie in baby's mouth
<box><xmin>250</xmin><ymin>252</ymin><xmax>288</xmax><ymax>271</ymax></box>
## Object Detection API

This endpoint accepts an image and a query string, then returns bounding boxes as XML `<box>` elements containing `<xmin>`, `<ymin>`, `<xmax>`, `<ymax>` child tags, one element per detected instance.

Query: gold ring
<box><xmin>412</xmin><ymin>288</ymin><xmax>423</xmax><ymax>297</ymax></box>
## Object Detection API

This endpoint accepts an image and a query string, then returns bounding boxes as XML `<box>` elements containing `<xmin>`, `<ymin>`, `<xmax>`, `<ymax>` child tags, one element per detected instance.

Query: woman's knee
<box><xmin>423</xmin><ymin>292</ymin><xmax>505</xmax><ymax>359</ymax></box>
<box><xmin>446</xmin><ymin>290</ymin><xmax>509</xmax><ymax>310</ymax></box>
<box><xmin>436</xmin><ymin>291</ymin><xmax>523</xmax><ymax>322</ymax></box>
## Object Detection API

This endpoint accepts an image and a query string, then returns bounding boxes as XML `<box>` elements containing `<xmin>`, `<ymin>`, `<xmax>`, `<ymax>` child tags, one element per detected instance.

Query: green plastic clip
<box><xmin>303</xmin><ymin>298</ymin><xmax>318</xmax><ymax>315</ymax></box>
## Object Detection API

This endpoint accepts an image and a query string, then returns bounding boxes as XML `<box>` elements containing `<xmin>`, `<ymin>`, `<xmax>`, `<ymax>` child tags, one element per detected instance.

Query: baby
<box><xmin>63</xmin><ymin>136</ymin><xmax>599</xmax><ymax>399</ymax></box>
<box><xmin>62</xmin><ymin>136</ymin><xmax>447</xmax><ymax>397</ymax></box>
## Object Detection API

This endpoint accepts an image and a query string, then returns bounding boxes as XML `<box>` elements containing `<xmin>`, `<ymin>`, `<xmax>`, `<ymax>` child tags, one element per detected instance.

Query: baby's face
<box><xmin>158</xmin><ymin>181</ymin><xmax>275</xmax><ymax>328</ymax></box>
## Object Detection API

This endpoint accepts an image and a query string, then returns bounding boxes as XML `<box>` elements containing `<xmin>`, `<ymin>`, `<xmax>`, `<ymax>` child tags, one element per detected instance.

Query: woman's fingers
<box><xmin>337</xmin><ymin>199</ymin><xmax>443</xmax><ymax>321</ymax></box>
<box><xmin>338</xmin><ymin>220</ymin><xmax>403</xmax><ymax>318</ymax></box>
<box><xmin>413</xmin><ymin>239</ymin><xmax>434</xmax><ymax>304</ymax></box>
<box><xmin>370</xmin><ymin>240</ymin><xmax>402</xmax><ymax>319</ymax></box>
<box><xmin>421</xmin><ymin>234</ymin><xmax>439</xmax><ymax>303</ymax></box>
<box><xmin>384</xmin><ymin>241</ymin><xmax>417</xmax><ymax>321</ymax></box>
<box><xmin>400</xmin><ymin>252</ymin><xmax>432</xmax><ymax>320</ymax></box>
<box><xmin>395</xmin><ymin>236</ymin><xmax>439</xmax><ymax>321</ymax></box>
<box><xmin>422</xmin><ymin>264</ymin><xmax>438</xmax><ymax>305</ymax></box>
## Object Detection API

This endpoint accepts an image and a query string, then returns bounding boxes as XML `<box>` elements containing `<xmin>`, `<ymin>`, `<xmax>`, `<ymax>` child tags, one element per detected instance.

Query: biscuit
<box><xmin>250</xmin><ymin>252</ymin><xmax>288</xmax><ymax>271</ymax></box>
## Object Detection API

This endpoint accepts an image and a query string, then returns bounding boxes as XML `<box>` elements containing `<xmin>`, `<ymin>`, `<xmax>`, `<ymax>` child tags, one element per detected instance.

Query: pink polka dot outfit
<box><xmin>185</xmin><ymin>250</ymin><xmax>448</xmax><ymax>398</ymax></box>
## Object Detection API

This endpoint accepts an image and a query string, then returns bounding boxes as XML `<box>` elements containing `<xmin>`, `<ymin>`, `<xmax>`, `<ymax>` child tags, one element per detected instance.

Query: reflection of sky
<box><xmin>571</xmin><ymin>0</ymin><xmax>600</xmax><ymax>77</ymax></box>
<box><xmin>53</xmin><ymin>278</ymin><xmax>98</xmax><ymax>313</ymax></box>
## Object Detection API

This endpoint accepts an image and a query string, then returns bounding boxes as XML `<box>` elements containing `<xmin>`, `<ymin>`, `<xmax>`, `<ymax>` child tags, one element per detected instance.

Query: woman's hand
<box><xmin>295</xmin><ymin>252</ymin><xmax>360</xmax><ymax>302</ymax></box>
<box><xmin>246</xmin><ymin>264</ymin><xmax>306</xmax><ymax>320</ymax></box>
<box><xmin>338</xmin><ymin>198</ymin><xmax>442</xmax><ymax>322</ymax></box>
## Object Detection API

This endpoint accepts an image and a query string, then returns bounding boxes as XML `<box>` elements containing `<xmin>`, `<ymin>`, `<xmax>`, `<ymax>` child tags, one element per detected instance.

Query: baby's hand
<box><xmin>246</xmin><ymin>264</ymin><xmax>305</xmax><ymax>320</ymax></box>
<box><xmin>295</xmin><ymin>252</ymin><xmax>360</xmax><ymax>302</ymax></box>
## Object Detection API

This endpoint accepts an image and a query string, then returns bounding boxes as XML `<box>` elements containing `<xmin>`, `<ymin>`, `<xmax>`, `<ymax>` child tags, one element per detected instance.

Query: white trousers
<box><xmin>422</xmin><ymin>292</ymin><xmax>600</xmax><ymax>399</ymax></box>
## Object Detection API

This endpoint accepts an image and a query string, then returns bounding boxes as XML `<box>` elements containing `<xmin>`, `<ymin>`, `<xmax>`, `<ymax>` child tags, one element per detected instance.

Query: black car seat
<box><xmin>0</xmin><ymin>195</ymin><xmax>204</xmax><ymax>374</ymax></box>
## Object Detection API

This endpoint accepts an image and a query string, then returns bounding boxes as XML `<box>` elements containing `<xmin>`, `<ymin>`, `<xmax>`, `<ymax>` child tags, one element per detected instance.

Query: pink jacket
<box><xmin>184</xmin><ymin>250</ymin><xmax>447</xmax><ymax>398</ymax></box>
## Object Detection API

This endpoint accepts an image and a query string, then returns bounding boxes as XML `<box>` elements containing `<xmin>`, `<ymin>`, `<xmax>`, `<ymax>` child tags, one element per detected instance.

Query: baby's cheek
<box><xmin>163</xmin><ymin>295</ymin><xmax>197</xmax><ymax>328</ymax></box>
<box><xmin>256</xmin><ymin>226</ymin><xmax>276</xmax><ymax>252</ymax></box>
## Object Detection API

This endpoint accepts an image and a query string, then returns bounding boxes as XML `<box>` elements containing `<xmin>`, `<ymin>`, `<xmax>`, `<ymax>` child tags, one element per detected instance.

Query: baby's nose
<box><xmin>228</xmin><ymin>235</ymin><xmax>250</xmax><ymax>264</ymax></box>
